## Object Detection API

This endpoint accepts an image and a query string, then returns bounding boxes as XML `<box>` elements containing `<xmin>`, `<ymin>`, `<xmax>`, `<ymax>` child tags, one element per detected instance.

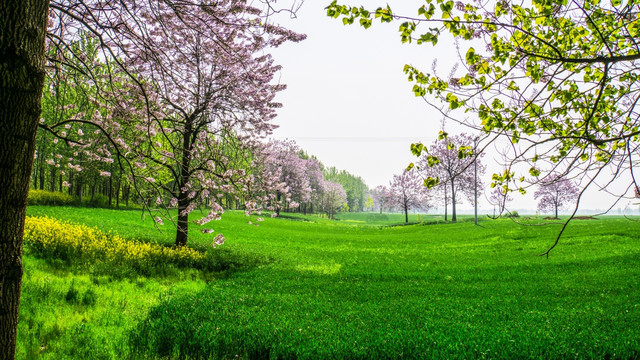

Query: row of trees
<box><xmin>371</xmin><ymin>133</ymin><xmax>580</xmax><ymax>222</ymax></box>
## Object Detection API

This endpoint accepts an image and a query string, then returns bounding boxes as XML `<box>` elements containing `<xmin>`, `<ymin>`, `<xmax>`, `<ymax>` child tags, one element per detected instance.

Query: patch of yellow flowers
<box><xmin>24</xmin><ymin>216</ymin><xmax>205</xmax><ymax>268</ymax></box>
<box><xmin>28</xmin><ymin>189</ymin><xmax>74</xmax><ymax>206</ymax></box>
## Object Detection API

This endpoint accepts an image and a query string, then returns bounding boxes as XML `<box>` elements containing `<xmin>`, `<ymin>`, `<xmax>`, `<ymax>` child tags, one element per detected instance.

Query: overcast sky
<box><xmin>267</xmin><ymin>1</ymin><xmax>636</xmax><ymax>214</ymax></box>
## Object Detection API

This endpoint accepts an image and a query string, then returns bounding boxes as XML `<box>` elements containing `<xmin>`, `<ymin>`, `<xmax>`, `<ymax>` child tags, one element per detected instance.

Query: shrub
<box><xmin>23</xmin><ymin>216</ymin><xmax>206</xmax><ymax>273</ymax></box>
<box><xmin>505</xmin><ymin>211</ymin><xmax>520</xmax><ymax>218</ymax></box>
<box><xmin>28</xmin><ymin>190</ymin><xmax>75</xmax><ymax>206</ymax></box>
<box><xmin>82</xmin><ymin>194</ymin><xmax>110</xmax><ymax>208</ymax></box>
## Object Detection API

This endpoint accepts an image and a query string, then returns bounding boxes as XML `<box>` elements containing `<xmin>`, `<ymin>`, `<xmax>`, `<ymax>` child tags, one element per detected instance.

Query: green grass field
<box><xmin>18</xmin><ymin>206</ymin><xmax>640</xmax><ymax>359</ymax></box>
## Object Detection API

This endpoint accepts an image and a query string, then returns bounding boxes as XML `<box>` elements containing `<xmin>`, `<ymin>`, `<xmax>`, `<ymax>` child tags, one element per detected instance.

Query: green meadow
<box><xmin>18</xmin><ymin>206</ymin><xmax>640</xmax><ymax>359</ymax></box>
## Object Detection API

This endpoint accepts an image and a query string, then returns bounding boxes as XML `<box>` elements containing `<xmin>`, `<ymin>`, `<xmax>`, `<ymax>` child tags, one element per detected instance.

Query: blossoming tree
<box><xmin>389</xmin><ymin>170</ymin><xmax>431</xmax><ymax>223</ymax></box>
<box><xmin>534</xmin><ymin>174</ymin><xmax>580</xmax><ymax>219</ymax></box>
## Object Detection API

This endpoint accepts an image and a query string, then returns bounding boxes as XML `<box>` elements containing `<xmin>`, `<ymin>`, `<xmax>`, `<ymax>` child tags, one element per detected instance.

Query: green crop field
<box><xmin>18</xmin><ymin>206</ymin><xmax>640</xmax><ymax>359</ymax></box>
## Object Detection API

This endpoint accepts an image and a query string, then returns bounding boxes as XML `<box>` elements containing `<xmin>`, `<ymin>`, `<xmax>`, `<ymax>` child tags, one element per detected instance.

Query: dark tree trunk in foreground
<box><xmin>0</xmin><ymin>1</ymin><xmax>49</xmax><ymax>359</ymax></box>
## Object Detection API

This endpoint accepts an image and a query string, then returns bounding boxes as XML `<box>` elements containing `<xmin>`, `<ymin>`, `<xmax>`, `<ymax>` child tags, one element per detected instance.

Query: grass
<box><xmin>19</xmin><ymin>206</ymin><xmax>640</xmax><ymax>359</ymax></box>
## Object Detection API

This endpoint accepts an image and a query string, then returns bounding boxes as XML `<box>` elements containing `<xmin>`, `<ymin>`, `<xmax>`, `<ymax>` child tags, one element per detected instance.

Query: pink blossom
<box><xmin>212</xmin><ymin>234</ymin><xmax>225</xmax><ymax>247</ymax></box>
<box><xmin>62</xmin><ymin>181</ymin><xmax>70</xmax><ymax>187</ymax></box>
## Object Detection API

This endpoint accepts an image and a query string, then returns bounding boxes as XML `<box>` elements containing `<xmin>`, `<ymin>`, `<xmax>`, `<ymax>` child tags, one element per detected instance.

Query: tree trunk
<box><xmin>444</xmin><ymin>183</ymin><xmax>448</xmax><ymax>221</ymax></box>
<box><xmin>175</xmin><ymin>118</ymin><xmax>193</xmax><ymax>247</ymax></box>
<box><xmin>115</xmin><ymin>177</ymin><xmax>120</xmax><ymax>208</ymax></box>
<box><xmin>38</xmin><ymin>161</ymin><xmax>44</xmax><ymax>190</ymax></box>
<box><xmin>108</xmin><ymin>169</ymin><xmax>113</xmax><ymax>207</ymax></box>
<box><xmin>76</xmin><ymin>176</ymin><xmax>83</xmax><ymax>203</ymax></box>
<box><xmin>32</xmin><ymin>164</ymin><xmax>38</xmax><ymax>189</ymax></box>
<box><xmin>450</xmin><ymin>177</ymin><xmax>457</xmax><ymax>222</ymax></box>
<box><xmin>68</xmin><ymin>172</ymin><xmax>74</xmax><ymax>195</ymax></box>
<box><xmin>50</xmin><ymin>167</ymin><xmax>56</xmax><ymax>192</ymax></box>
<box><xmin>0</xmin><ymin>1</ymin><xmax>49</xmax><ymax>358</ymax></box>
<box><xmin>176</xmin><ymin>198</ymin><xmax>189</xmax><ymax>246</ymax></box>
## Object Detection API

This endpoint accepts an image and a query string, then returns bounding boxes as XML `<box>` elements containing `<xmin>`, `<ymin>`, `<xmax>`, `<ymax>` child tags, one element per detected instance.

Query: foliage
<box><xmin>534</xmin><ymin>173</ymin><xmax>580</xmax><ymax>218</ymax></box>
<box><xmin>414</xmin><ymin>133</ymin><xmax>485</xmax><ymax>221</ymax></box>
<box><xmin>326</xmin><ymin>0</ymin><xmax>640</xmax><ymax>227</ymax></box>
<box><xmin>319</xmin><ymin>180</ymin><xmax>348</xmax><ymax>219</ymax></box>
<box><xmin>487</xmin><ymin>187</ymin><xmax>514</xmax><ymax>218</ymax></box>
<box><xmin>370</xmin><ymin>185</ymin><xmax>394</xmax><ymax>213</ymax></box>
<box><xmin>28</xmin><ymin>190</ymin><xmax>75</xmax><ymax>206</ymax></box>
<box><xmin>389</xmin><ymin>169</ymin><xmax>432</xmax><ymax>222</ymax></box>
<box><xmin>324</xmin><ymin>167</ymin><xmax>369</xmax><ymax>212</ymax></box>
<box><xmin>504</xmin><ymin>210</ymin><xmax>520</xmax><ymax>218</ymax></box>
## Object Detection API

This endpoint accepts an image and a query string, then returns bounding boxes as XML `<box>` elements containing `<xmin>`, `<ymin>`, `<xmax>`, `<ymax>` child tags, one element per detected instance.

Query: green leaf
<box><xmin>424</xmin><ymin>176</ymin><xmax>440</xmax><ymax>188</ymax></box>
<box><xmin>410</xmin><ymin>143</ymin><xmax>425</xmax><ymax>156</ymax></box>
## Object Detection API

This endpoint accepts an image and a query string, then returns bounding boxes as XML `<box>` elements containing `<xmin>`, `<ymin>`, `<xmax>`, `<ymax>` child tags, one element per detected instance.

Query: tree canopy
<box><xmin>327</xmin><ymin>0</ymin><xmax>640</xmax><ymax>206</ymax></box>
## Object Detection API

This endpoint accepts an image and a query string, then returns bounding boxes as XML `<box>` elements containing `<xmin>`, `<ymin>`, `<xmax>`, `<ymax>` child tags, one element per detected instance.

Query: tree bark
<box><xmin>444</xmin><ymin>183</ymin><xmax>448</xmax><ymax>221</ymax></box>
<box><xmin>0</xmin><ymin>1</ymin><xmax>49</xmax><ymax>358</ymax></box>
<box><xmin>175</xmin><ymin>117</ymin><xmax>193</xmax><ymax>247</ymax></box>
<box><xmin>404</xmin><ymin>193</ymin><xmax>409</xmax><ymax>223</ymax></box>
<box><xmin>450</xmin><ymin>177</ymin><xmax>457</xmax><ymax>222</ymax></box>
<box><xmin>50</xmin><ymin>167</ymin><xmax>56</xmax><ymax>192</ymax></box>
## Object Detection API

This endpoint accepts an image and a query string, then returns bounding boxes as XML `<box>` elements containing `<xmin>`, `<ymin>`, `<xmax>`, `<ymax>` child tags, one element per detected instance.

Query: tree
<box><xmin>363</xmin><ymin>195</ymin><xmax>375</xmax><ymax>212</ymax></box>
<box><xmin>327</xmin><ymin>0</ymin><xmax>640</xmax><ymax>252</ymax></box>
<box><xmin>487</xmin><ymin>187</ymin><xmax>513</xmax><ymax>218</ymax></box>
<box><xmin>415</xmin><ymin>133</ymin><xmax>484</xmax><ymax>222</ymax></box>
<box><xmin>1</xmin><ymin>2</ymin><xmax>50</xmax><ymax>356</ymax></box>
<box><xmin>320</xmin><ymin>180</ymin><xmax>347</xmax><ymax>219</ymax></box>
<box><xmin>324</xmin><ymin>167</ymin><xmax>369</xmax><ymax>212</ymax></box>
<box><xmin>389</xmin><ymin>170</ymin><xmax>431</xmax><ymax>223</ymax></box>
<box><xmin>370</xmin><ymin>185</ymin><xmax>388</xmax><ymax>214</ymax></box>
<box><xmin>534</xmin><ymin>174</ymin><xmax>580</xmax><ymax>219</ymax></box>
<box><xmin>260</xmin><ymin>140</ymin><xmax>311</xmax><ymax>215</ymax></box>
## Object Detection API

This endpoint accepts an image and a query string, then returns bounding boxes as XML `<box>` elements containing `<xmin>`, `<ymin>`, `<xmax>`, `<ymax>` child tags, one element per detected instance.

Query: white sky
<box><xmin>267</xmin><ymin>1</ymin><xmax>637</xmax><ymax>214</ymax></box>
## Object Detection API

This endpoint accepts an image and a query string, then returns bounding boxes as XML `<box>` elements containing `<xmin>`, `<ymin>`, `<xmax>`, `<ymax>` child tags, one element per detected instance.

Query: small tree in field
<box><xmin>389</xmin><ymin>170</ymin><xmax>431</xmax><ymax>223</ymax></box>
<box><xmin>371</xmin><ymin>185</ymin><xmax>393</xmax><ymax>214</ymax></box>
<box><xmin>415</xmin><ymin>133</ymin><xmax>484</xmax><ymax>222</ymax></box>
<box><xmin>320</xmin><ymin>180</ymin><xmax>347</xmax><ymax>219</ymax></box>
<box><xmin>534</xmin><ymin>174</ymin><xmax>579</xmax><ymax>219</ymax></box>
<box><xmin>487</xmin><ymin>187</ymin><xmax>513</xmax><ymax>218</ymax></box>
